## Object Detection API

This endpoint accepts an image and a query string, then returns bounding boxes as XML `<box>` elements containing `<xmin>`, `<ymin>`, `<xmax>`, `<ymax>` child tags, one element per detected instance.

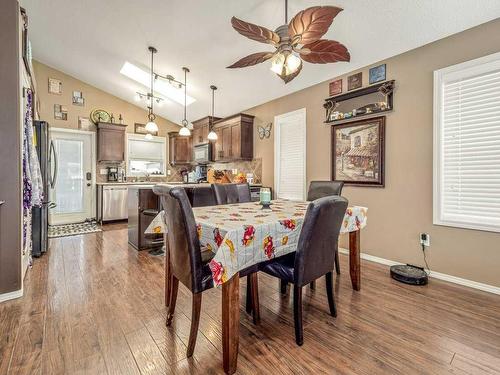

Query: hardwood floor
<box><xmin>1</xmin><ymin>223</ymin><xmax>499</xmax><ymax>374</ymax></box>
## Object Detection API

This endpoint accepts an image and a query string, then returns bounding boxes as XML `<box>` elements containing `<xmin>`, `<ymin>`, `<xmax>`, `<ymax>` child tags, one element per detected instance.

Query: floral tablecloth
<box><xmin>145</xmin><ymin>199</ymin><xmax>367</xmax><ymax>287</ymax></box>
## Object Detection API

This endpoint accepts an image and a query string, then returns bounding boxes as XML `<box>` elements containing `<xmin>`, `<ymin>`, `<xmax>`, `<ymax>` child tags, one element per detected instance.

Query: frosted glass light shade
<box><xmin>145</xmin><ymin>133</ymin><xmax>153</xmax><ymax>140</ymax></box>
<box><xmin>207</xmin><ymin>130</ymin><xmax>218</xmax><ymax>141</ymax></box>
<box><xmin>145</xmin><ymin>121</ymin><xmax>159</xmax><ymax>133</ymax></box>
<box><xmin>179</xmin><ymin>126</ymin><xmax>191</xmax><ymax>136</ymax></box>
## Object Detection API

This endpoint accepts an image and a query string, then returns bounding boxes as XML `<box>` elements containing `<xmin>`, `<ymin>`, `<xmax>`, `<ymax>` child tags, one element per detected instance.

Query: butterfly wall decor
<box><xmin>258</xmin><ymin>123</ymin><xmax>272</xmax><ymax>139</ymax></box>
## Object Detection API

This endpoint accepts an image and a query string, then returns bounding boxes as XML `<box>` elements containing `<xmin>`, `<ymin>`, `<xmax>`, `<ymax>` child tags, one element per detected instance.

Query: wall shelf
<box><xmin>324</xmin><ymin>80</ymin><xmax>395</xmax><ymax>125</ymax></box>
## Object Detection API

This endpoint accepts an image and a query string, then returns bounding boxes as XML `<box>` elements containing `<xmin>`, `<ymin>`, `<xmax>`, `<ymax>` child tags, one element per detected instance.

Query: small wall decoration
<box><xmin>90</xmin><ymin>109</ymin><xmax>111</xmax><ymax>124</ymax></box>
<box><xmin>329</xmin><ymin>79</ymin><xmax>342</xmax><ymax>96</ymax></box>
<box><xmin>258</xmin><ymin>123</ymin><xmax>272</xmax><ymax>139</ymax></box>
<box><xmin>72</xmin><ymin>91</ymin><xmax>85</xmax><ymax>106</ymax></box>
<box><xmin>332</xmin><ymin>116</ymin><xmax>385</xmax><ymax>187</ymax></box>
<box><xmin>54</xmin><ymin>104</ymin><xmax>67</xmax><ymax>120</ymax></box>
<box><xmin>369</xmin><ymin>64</ymin><xmax>386</xmax><ymax>84</ymax></box>
<box><xmin>135</xmin><ymin>123</ymin><xmax>158</xmax><ymax>136</ymax></box>
<box><xmin>78</xmin><ymin>116</ymin><xmax>93</xmax><ymax>131</ymax></box>
<box><xmin>48</xmin><ymin>78</ymin><xmax>62</xmax><ymax>94</ymax></box>
<box><xmin>347</xmin><ymin>72</ymin><xmax>362</xmax><ymax>91</ymax></box>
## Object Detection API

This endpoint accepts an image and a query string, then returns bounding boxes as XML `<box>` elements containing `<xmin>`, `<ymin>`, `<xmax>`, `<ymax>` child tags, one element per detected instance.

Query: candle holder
<box><xmin>259</xmin><ymin>188</ymin><xmax>272</xmax><ymax>209</ymax></box>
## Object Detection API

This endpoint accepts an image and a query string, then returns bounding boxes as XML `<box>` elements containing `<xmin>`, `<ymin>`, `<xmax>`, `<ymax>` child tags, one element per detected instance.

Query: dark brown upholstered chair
<box><xmin>211</xmin><ymin>183</ymin><xmax>260</xmax><ymax>321</ymax></box>
<box><xmin>259</xmin><ymin>196</ymin><xmax>348</xmax><ymax>345</ymax></box>
<box><xmin>154</xmin><ymin>184</ymin><xmax>260</xmax><ymax>358</ymax></box>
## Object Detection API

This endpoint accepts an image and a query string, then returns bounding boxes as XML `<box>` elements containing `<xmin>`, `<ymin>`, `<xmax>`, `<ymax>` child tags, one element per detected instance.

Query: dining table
<box><xmin>145</xmin><ymin>198</ymin><xmax>367</xmax><ymax>374</ymax></box>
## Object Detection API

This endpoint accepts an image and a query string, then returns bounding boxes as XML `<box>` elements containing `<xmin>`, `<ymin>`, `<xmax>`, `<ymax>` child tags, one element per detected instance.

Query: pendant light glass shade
<box><xmin>179</xmin><ymin>123</ymin><xmax>191</xmax><ymax>136</ymax></box>
<box><xmin>145</xmin><ymin>120</ymin><xmax>158</xmax><ymax>133</ymax></box>
<box><xmin>207</xmin><ymin>130</ymin><xmax>218</xmax><ymax>140</ymax></box>
<box><xmin>145</xmin><ymin>133</ymin><xmax>153</xmax><ymax>140</ymax></box>
<box><xmin>208</xmin><ymin>85</ymin><xmax>218</xmax><ymax>140</ymax></box>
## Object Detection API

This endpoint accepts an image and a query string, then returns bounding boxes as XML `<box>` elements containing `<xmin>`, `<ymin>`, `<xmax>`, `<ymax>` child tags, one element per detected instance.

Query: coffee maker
<box><xmin>107</xmin><ymin>166</ymin><xmax>119</xmax><ymax>182</ymax></box>
<box><xmin>195</xmin><ymin>165</ymin><xmax>208</xmax><ymax>182</ymax></box>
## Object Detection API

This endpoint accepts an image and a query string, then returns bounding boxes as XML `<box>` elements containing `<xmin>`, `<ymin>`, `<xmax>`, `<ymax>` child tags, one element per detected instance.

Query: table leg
<box><xmin>349</xmin><ymin>231</ymin><xmax>361</xmax><ymax>291</ymax></box>
<box><xmin>222</xmin><ymin>273</ymin><xmax>240</xmax><ymax>374</ymax></box>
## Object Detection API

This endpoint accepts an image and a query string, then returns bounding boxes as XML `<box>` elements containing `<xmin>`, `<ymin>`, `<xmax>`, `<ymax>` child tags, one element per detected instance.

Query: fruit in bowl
<box><xmin>233</xmin><ymin>172</ymin><xmax>247</xmax><ymax>184</ymax></box>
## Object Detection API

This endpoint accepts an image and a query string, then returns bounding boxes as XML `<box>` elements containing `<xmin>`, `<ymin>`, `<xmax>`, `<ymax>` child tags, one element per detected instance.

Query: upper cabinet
<box><xmin>213</xmin><ymin>113</ymin><xmax>254</xmax><ymax>162</ymax></box>
<box><xmin>97</xmin><ymin>122</ymin><xmax>127</xmax><ymax>162</ymax></box>
<box><xmin>191</xmin><ymin>116</ymin><xmax>221</xmax><ymax>146</ymax></box>
<box><xmin>168</xmin><ymin>132</ymin><xmax>192</xmax><ymax>165</ymax></box>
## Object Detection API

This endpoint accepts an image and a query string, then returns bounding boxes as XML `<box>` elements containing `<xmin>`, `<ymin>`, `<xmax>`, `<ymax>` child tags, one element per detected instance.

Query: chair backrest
<box><xmin>294</xmin><ymin>196</ymin><xmax>348</xmax><ymax>287</ymax></box>
<box><xmin>191</xmin><ymin>186</ymin><xmax>216</xmax><ymax>207</ymax></box>
<box><xmin>154</xmin><ymin>185</ymin><xmax>205</xmax><ymax>293</ymax></box>
<box><xmin>212</xmin><ymin>183</ymin><xmax>251</xmax><ymax>205</ymax></box>
<box><xmin>307</xmin><ymin>181</ymin><xmax>344</xmax><ymax>201</ymax></box>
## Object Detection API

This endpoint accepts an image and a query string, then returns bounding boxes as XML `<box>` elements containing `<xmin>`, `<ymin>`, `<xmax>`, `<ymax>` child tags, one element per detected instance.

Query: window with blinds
<box><xmin>274</xmin><ymin>109</ymin><xmax>307</xmax><ymax>201</ymax></box>
<box><xmin>126</xmin><ymin>134</ymin><xmax>167</xmax><ymax>176</ymax></box>
<box><xmin>433</xmin><ymin>52</ymin><xmax>500</xmax><ymax>232</ymax></box>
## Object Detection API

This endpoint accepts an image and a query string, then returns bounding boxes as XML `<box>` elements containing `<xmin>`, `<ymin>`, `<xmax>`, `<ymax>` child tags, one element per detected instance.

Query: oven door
<box><xmin>193</xmin><ymin>143</ymin><xmax>211</xmax><ymax>163</ymax></box>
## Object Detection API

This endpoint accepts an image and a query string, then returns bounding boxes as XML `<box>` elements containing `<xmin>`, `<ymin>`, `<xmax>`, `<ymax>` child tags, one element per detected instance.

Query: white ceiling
<box><xmin>22</xmin><ymin>0</ymin><xmax>500</xmax><ymax>126</ymax></box>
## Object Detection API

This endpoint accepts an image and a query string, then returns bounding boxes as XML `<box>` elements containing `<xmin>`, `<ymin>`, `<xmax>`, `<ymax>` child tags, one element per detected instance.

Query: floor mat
<box><xmin>48</xmin><ymin>222</ymin><xmax>102</xmax><ymax>238</ymax></box>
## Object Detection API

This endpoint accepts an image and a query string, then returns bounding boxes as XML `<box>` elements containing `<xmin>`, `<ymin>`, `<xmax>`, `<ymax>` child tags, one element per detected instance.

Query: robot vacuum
<box><xmin>390</xmin><ymin>264</ymin><xmax>428</xmax><ymax>285</ymax></box>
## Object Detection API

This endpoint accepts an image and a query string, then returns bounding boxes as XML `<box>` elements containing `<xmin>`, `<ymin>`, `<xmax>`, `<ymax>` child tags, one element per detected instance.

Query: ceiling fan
<box><xmin>227</xmin><ymin>0</ymin><xmax>350</xmax><ymax>83</ymax></box>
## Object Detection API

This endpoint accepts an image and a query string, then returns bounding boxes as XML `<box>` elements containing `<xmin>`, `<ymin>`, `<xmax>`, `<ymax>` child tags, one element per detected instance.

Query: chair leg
<box><xmin>325</xmin><ymin>272</ymin><xmax>337</xmax><ymax>317</ymax></box>
<box><xmin>335</xmin><ymin>248</ymin><xmax>341</xmax><ymax>275</ymax></box>
<box><xmin>245</xmin><ymin>277</ymin><xmax>252</xmax><ymax>314</ymax></box>
<box><xmin>310</xmin><ymin>281</ymin><xmax>316</xmax><ymax>290</ymax></box>
<box><xmin>293</xmin><ymin>285</ymin><xmax>303</xmax><ymax>346</ymax></box>
<box><xmin>187</xmin><ymin>293</ymin><xmax>202</xmax><ymax>357</ymax></box>
<box><xmin>164</xmin><ymin>246</ymin><xmax>171</xmax><ymax>307</ymax></box>
<box><xmin>249</xmin><ymin>273</ymin><xmax>260</xmax><ymax>324</ymax></box>
<box><xmin>166</xmin><ymin>276</ymin><xmax>179</xmax><ymax>326</ymax></box>
<box><xmin>280</xmin><ymin>279</ymin><xmax>288</xmax><ymax>294</ymax></box>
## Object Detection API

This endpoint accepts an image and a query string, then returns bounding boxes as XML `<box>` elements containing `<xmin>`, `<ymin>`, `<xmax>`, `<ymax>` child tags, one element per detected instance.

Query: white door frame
<box><xmin>49</xmin><ymin>127</ymin><xmax>96</xmax><ymax>224</ymax></box>
<box><xmin>274</xmin><ymin>108</ymin><xmax>307</xmax><ymax>200</ymax></box>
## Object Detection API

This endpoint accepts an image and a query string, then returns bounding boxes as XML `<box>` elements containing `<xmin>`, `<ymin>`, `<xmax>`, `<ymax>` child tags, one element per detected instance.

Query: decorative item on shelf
<box><xmin>348</xmin><ymin>72</ymin><xmax>362</xmax><ymax>90</ymax></box>
<box><xmin>332</xmin><ymin>116</ymin><xmax>385</xmax><ymax>187</ymax></box>
<box><xmin>227</xmin><ymin>1</ymin><xmax>350</xmax><ymax>83</ymax></box>
<box><xmin>258</xmin><ymin>123</ymin><xmax>272</xmax><ymax>139</ymax></box>
<box><xmin>378</xmin><ymin>80</ymin><xmax>394</xmax><ymax>108</ymax></box>
<box><xmin>179</xmin><ymin>67</ymin><xmax>191</xmax><ymax>136</ymax></box>
<box><xmin>329</xmin><ymin>79</ymin><xmax>342</xmax><ymax>96</ymax></box>
<box><xmin>72</xmin><ymin>90</ymin><xmax>84</xmax><ymax>106</ymax></box>
<box><xmin>78</xmin><ymin>116</ymin><xmax>93</xmax><ymax>131</ymax></box>
<box><xmin>48</xmin><ymin>78</ymin><xmax>62</xmax><ymax>94</ymax></box>
<box><xmin>207</xmin><ymin>85</ymin><xmax>218</xmax><ymax>141</ymax></box>
<box><xmin>135</xmin><ymin>123</ymin><xmax>158</xmax><ymax>136</ymax></box>
<box><xmin>110</xmin><ymin>113</ymin><xmax>115</xmax><ymax>123</ymax></box>
<box><xmin>369</xmin><ymin>63</ymin><xmax>386</xmax><ymax>84</ymax></box>
<box><xmin>54</xmin><ymin>104</ymin><xmax>67</xmax><ymax>120</ymax></box>
<box><xmin>324</xmin><ymin>99</ymin><xmax>338</xmax><ymax>122</ymax></box>
<box><xmin>90</xmin><ymin>109</ymin><xmax>111</xmax><ymax>124</ymax></box>
<box><xmin>119</xmin><ymin>114</ymin><xmax>123</xmax><ymax>124</ymax></box>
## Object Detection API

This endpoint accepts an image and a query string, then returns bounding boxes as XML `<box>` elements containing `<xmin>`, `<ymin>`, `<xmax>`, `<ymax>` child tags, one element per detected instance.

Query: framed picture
<box><xmin>369</xmin><ymin>64</ymin><xmax>386</xmax><ymax>84</ymax></box>
<box><xmin>54</xmin><ymin>104</ymin><xmax>67</xmax><ymax>120</ymax></box>
<box><xmin>331</xmin><ymin>116</ymin><xmax>385</xmax><ymax>187</ymax></box>
<box><xmin>329</xmin><ymin>79</ymin><xmax>342</xmax><ymax>96</ymax></box>
<box><xmin>135</xmin><ymin>123</ymin><xmax>158</xmax><ymax>136</ymax></box>
<box><xmin>72</xmin><ymin>91</ymin><xmax>85</xmax><ymax>106</ymax></box>
<box><xmin>347</xmin><ymin>72</ymin><xmax>362</xmax><ymax>91</ymax></box>
<box><xmin>78</xmin><ymin>116</ymin><xmax>93</xmax><ymax>131</ymax></box>
<box><xmin>48</xmin><ymin>78</ymin><xmax>62</xmax><ymax>95</ymax></box>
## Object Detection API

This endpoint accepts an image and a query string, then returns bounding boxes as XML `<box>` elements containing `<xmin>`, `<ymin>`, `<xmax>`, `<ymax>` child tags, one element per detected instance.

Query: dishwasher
<box><xmin>98</xmin><ymin>185</ymin><xmax>128</xmax><ymax>222</ymax></box>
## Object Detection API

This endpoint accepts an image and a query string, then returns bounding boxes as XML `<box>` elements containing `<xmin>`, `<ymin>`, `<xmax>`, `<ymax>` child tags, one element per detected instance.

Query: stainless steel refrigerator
<box><xmin>32</xmin><ymin>120</ymin><xmax>56</xmax><ymax>257</ymax></box>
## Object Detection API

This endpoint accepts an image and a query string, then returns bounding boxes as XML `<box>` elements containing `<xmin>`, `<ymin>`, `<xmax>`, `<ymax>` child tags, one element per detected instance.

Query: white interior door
<box><xmin>49</xmin><ymin>129</ymin><xmax>95</xmax><ymax>225</ymax></box>
<box><xmin>274</xmin><ymin>108</ymin><xmax>307</xmax><ymax>200</ymax></box>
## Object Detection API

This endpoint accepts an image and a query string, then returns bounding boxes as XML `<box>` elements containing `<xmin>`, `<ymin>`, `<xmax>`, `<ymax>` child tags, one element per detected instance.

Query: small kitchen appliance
<box><xmin>107</xmin><ymin>166</ymin><xmax>119</xmax><ymax>182</ymax></box>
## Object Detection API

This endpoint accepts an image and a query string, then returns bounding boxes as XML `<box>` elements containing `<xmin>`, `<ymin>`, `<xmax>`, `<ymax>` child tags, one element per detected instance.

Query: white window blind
<box><xmin>274</xmin><ymin>109</ymin><xmax>306</xmax><ymax>200</ymax></box>
<box><xmin>434</xmin><ymin>52</ymin><xmax>500</xmax><ymax>232</ymax></box>
<box><xmin>126</xmin><ymin>134</ymin><xmax>167</xmax><ymax>176</ymax></box>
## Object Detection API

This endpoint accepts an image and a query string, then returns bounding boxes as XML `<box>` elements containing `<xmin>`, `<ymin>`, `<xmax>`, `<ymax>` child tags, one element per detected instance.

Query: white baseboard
<box><xmin>339</xmin><ymin>248</ymin><xmax>500</xmax><ymax>296</ymax></box>
<box><xmin>0</xmin><ymin>288</ymin><xmax>23</xmax><ymax>303</ymax></box>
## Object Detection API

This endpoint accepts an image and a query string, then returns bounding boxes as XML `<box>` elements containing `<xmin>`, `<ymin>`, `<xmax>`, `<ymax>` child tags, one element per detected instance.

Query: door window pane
<box><xmin>54</xmin><ymin>139</ymin><xmax>84</xmax><ymax>213</ymax></box>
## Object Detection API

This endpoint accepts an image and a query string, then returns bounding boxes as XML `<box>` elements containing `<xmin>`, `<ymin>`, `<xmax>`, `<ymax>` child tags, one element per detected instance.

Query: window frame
<box><xmin>126</xmin><ymin>133</ymin><xmax>167</xmax><ymax>177</ymax></box>
<box><xmin>433</xmin><ymin>51</ymin><xmax>500</xmax><ymax>233</ymax></box>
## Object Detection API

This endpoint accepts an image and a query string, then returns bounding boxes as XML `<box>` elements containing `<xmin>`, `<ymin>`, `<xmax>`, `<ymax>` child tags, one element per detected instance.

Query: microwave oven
<box><xmin>193</xmin><ymin>143</ymin><xmax>212</xmax><ymax>164</ymax></box>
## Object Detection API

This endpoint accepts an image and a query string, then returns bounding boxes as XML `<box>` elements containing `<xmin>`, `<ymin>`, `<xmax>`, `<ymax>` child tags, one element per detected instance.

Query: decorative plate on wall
<box><xmin>90</xmin><ymin>109</ymin><xmax>111</xmax><ymax>124</ymax></box>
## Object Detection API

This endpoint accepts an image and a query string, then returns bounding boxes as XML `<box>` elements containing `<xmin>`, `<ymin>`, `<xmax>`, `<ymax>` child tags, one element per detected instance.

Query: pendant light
<box><xmin>145</xmin><ymin>46</ymin><xmax>159</xmax><ymax>133</ymax></box>
<box><xmin>207</xmin><ymin>85</ymin><xmax>218</xmax><ymax>141</ymax></box>
<box><xmin>179</xmin><ymin>67</ymin><xmax>191</xmax><ymax>136</ymax></box>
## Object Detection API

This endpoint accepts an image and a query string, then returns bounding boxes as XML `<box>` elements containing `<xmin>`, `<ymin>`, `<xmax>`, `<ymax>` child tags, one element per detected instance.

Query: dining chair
<box><xmin>211</xmin><ymin>183</ymin><xmax>259</xmax><ymax>319</ymax></box>
<box><xmin>259</xmin><ymin>195</ymin><xmax>348</xmax><ymax>346</ymax></box>
<box><xmin>157</xmin><ymin>186</ymin><xmax>260</xmax><ymax>357</ymax></box>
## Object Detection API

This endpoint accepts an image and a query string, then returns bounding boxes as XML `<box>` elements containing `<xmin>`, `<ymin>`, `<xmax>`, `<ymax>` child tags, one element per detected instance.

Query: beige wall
<box><xmin>247</xmin><ymin>18</ymin><xmax>500</xmax><ymax>287</ymax></box>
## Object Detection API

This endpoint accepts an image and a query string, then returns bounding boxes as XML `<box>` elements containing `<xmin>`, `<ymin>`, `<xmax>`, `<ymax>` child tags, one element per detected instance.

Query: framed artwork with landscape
<box><xmin>331</xmin><ymin>116</ymin><xmax>385</xmax><ymax>187</ymax></box>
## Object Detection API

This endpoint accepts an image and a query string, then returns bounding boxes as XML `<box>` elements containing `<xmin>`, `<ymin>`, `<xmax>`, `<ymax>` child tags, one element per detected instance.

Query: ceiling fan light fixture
<box><xmin>284</xmin><ymin>53</ymin><xmax>301</xmax><ymax>74</ymax></box>
<box><xmin>270</xmin><ymin>53</ymin><xmax>285</xmax><ymax>74</ymax></box>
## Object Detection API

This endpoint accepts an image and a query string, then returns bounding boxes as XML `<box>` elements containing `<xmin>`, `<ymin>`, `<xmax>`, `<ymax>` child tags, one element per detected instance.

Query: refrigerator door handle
<box><xmin>49</xmin><ymin>140</ymin><xmax>58</xmax><ymax>188</ymax></box>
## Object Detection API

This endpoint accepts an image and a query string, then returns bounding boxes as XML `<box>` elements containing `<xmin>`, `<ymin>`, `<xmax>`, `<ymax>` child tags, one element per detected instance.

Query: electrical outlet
<box><xmin>420</xmin><ymin>233</ymin><xmax>430</xmax><ymax>247</ymax></box>
<box><xmin>99</xmin><ymin>169</ymin><xmax>107</xmax><ymax>175</ymax></box>
<box><xmin>167</xmin><ymin>169</ymin><xmax>171</xmax><ymax>176</ymax></box>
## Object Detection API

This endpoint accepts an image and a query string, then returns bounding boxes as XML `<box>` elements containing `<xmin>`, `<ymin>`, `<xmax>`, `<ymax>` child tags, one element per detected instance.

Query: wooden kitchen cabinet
<box><xmin>213</xmin><ymin>113</ymin><xmax>254</xmax><ymax>161</ymax></box>
<box><xmin>168</xmin><ymin>132</ymin><xmax>192</xmax><ymax>165</ymax></box>
<box><xmin>97</xmin><ymin>122</ymin><xmax>127</xmax><ymax>162</ymax></box>
<box><xmin>191</xmin><ymin>116</ymin><xmax>221</xmax><ymax>146</ymax></box>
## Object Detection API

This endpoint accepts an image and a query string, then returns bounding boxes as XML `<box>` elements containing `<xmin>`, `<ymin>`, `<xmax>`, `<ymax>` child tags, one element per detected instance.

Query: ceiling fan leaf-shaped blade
<box><xmin>300</xmin><ymin>40</ymin><xmax>350</xmax><ymax>64</ymax></box>
<box><xmin>288</xmin><ymin>6</ymin><xmax>343</xmax><ymax>45</ymax></box>
<box><xmin>231</xmin><ymin>16</ymin><xmax>280</xmax><ymax>45</ymax></box>
<box><xmin>227</xmin><ymin>52</ymin><xmax>274</xmax><ymax>69</ymax></box>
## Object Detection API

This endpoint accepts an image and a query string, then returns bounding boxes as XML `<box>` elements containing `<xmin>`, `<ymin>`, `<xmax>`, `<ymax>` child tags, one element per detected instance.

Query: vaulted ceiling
<box><xmin>21</xmin><ymin>0</ymin><xmax>500</xmax><ymax>126</ymax></box>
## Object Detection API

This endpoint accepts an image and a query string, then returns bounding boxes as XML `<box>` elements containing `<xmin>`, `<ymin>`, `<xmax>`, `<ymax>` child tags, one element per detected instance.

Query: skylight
<box><xmin>120</xmin><ymin>62</ymin><xmax>196</xmax><ymax>106</ymax></box>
